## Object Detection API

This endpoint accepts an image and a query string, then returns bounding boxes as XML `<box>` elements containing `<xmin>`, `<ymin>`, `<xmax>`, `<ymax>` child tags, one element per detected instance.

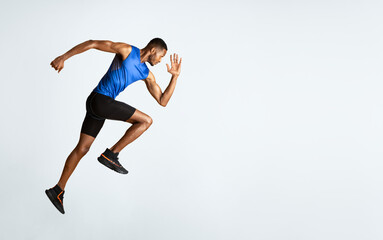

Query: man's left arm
<box><xmin>144</xmin><ymin>53</ymin><xmax>182</xmax><ymax>107</ymax></box>
<box><xmin>144</xmin><ymin>71</ymin><xmax>178</xmax><ymax>107</ymax></box>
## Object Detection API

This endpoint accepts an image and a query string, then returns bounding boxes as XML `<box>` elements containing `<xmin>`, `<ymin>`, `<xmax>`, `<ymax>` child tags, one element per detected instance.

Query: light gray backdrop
<box><xmin>1</xmin><ymin>0</ymin><xmax>382</xmax><ymax>239</ymax></box>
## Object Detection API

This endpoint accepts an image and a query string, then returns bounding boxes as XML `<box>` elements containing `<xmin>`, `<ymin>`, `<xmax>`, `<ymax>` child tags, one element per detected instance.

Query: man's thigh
<box><xmin>93</xmin><ymin>97</ymin><xmax>136</xmax><ymax>122</ymax></box>
<box><xmin>126</xmin><ymin>109</ymin><xmax>152</xmax><ymax>124</ymax></box>
<box><xmin>80</xmin><ymin>112</ymin><xmax>105</xmax><ymax>138</ymax></box>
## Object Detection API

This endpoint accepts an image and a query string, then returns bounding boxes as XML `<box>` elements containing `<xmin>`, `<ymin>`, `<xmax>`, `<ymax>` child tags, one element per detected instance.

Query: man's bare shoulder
<box><xmin>118</xmin><ymin>43</ymin><xmax>133</xmax><ymax>61</ymax></box>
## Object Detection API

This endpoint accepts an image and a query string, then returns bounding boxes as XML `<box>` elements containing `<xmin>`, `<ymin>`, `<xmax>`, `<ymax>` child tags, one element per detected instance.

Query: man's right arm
<box><xmin>64</xmin><ymin>40</ymin><xmax>131</xmax><ymax>59</ymax></box>
<box><xmin>51</xmin><ymin>40</ymin><xmax>131</xmax><ymax>73</ymax></box>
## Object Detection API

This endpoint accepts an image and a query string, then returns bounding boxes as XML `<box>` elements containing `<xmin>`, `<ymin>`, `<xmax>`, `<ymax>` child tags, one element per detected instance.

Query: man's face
<box><xmin>149</xmin><ymin>48</ymin><xmax>167</xmax><ymax>66</ymax></box>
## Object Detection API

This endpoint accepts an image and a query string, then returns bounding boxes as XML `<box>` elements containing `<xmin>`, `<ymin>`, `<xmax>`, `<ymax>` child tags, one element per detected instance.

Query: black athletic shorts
<box><xmin>80</xmin><ymin>91</ymin><xmax>136</xmax><ymax>138</ymax></box>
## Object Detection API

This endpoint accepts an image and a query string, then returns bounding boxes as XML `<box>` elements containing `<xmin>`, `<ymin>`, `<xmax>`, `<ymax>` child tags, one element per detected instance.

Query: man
<box><xmin>45</xmin><ymin>38</ymin><xmax>182</xmax><ymax>214</ymax></box>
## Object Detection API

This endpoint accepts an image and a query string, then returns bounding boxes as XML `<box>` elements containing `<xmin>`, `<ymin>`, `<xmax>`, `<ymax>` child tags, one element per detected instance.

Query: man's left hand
<box><xmin>166</xmin><ymin>53</ymin><xmax>182</xmax><ymax>76</ymax></box>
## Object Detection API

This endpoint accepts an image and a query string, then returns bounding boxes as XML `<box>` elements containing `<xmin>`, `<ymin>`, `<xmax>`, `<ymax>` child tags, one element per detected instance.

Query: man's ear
<box><xmin>150</xmin><ymin>47</ymin><xmax>157</xmax><ymax>54</ymax></box>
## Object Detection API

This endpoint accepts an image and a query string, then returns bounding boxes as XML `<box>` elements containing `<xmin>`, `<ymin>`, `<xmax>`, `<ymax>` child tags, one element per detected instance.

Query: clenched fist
<box><xmin>50</xmin><ymin>55</ymin><xmax>65</xmax><ymax>73</ymax></box>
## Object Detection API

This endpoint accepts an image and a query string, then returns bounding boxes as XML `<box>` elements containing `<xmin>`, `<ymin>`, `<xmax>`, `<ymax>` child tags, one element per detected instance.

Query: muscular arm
<box><xmin>144</xmin><ymin>71</ymin><xmax>178</xmax><ymax>107</ymax></box>
<box><xmin>60</xmin><ymin>40</ymin><xmax>93</xmax><ymax>61</ymax></box>
<box><xmin>62</xmin><ymin>40</ymin><xmax>131</xmax><ymax>60</ymax></box>
<box><xmin>51</xmin><ymin>40</ymin><xmax>131</xmax><ymax>73</ymax></box>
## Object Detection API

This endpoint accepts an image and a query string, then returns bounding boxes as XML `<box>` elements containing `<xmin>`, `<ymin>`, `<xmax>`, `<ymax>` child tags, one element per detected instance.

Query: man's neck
<box><xmin>140</xmin><ymin>47</ymin><xmax>150</xmax><ymax>63</ymax></box>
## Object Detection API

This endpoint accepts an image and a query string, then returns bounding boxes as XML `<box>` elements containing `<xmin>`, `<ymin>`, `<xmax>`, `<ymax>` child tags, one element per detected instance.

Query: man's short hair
<box><xmin>146</xmin><ymin>38</ymin><xmax>167</xmax><ymax>51</ymax></box>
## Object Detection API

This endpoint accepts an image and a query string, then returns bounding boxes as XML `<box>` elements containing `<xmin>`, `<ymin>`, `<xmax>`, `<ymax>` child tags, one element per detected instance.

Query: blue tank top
<box><xmin>93</xmin><ymin>45</ymin><xmax>149</xmax><ymax>99</ymax></box>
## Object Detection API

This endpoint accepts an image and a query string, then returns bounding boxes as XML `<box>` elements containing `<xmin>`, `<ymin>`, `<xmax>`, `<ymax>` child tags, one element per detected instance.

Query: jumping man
<box><xmin>45</xmin><ymin>38</ymin><xmax>182</xmax><ymax>214</ymax></box>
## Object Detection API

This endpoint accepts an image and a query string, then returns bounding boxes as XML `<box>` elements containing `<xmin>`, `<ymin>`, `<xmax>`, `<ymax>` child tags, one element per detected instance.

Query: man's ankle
<box><xmin>56</xmin><ymin>183</ymin><xmax>65</xmax><ymax>191</ymax></box>
<box><xmin>108</xmin><ymin>148</ymin><xmax>120</xmax><ymax>156</ymax></box>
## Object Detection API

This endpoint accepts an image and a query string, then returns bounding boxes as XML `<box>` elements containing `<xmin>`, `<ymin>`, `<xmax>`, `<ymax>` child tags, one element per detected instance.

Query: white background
<box><xmin>0</xmin><ymin>0</ymin><xmax>382</xmax><ymax>239</ymax></box>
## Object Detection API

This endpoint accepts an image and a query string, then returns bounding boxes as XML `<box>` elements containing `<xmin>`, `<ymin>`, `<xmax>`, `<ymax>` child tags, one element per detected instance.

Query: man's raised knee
<box><xmin>144</xmin><ymin>116</ymin><xmax>153</xmax><ymax>129</ymax></box>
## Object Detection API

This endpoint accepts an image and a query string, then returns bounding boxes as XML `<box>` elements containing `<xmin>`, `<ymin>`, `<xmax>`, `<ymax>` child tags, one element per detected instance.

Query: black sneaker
<box><xmin>45</xmin><ymin>184</ymin><xmax>65</xmax><ymax>214</ymax></box>
<box><xmin>97</xmin><ymin>148</ymin><xmax>128</xmax><ymax>174</ymax></box>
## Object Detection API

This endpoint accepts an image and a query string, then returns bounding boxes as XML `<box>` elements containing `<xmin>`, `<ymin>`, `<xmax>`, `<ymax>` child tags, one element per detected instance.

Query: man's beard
<box><xmin>148</xmin><ymin>54</ymin><xmax>154</xmax><ymax>66</ymax></box>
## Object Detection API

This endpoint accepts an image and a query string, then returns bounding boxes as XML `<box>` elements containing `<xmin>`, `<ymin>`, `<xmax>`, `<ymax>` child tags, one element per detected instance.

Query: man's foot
<box><xmin>97</xmin><ymin>148</ymin><xmax>128</xmax><ymax>174</ymax></box>
<box><xmin>45</xmin><ymin>184</ymin><xmax>65</xmax><ymax>214</ymax></box>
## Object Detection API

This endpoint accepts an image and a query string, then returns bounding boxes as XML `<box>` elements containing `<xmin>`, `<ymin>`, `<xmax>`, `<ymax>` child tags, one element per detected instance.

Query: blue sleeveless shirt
<box><xmin>93</xmin><ymin>45</ymin><xmax>149</xmax><ymax>99</ymax></box>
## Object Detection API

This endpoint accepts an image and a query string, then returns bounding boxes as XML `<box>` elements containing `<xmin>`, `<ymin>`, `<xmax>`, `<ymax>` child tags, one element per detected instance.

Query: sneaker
<box><xmin>97</xmin><ymin>148</ymin><xmax>128</xmax><ymax>174</ymax></box>
<box><xmin>45</xmin><ymin>184</ymin><xmax>65</xmax><ymax>214</ymax></box>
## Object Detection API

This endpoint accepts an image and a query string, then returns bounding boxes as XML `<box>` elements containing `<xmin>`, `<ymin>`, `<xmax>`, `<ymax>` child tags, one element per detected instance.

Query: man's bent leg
<box><xmin>110</xmin><ymin>109</ymin><xmax>153</xmax><ymax>153</ymax></box>
<box><xmin>57</xmin><ymin>133</ymin><xmax>95</xmax><ymax>190</ymax></box>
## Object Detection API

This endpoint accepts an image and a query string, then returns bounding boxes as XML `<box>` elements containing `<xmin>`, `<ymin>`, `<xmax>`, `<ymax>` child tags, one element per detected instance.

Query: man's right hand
<box><xmin>50</xmin><ymin>55</ymin><xmax>65</xmax><ymax>73</ymax></box>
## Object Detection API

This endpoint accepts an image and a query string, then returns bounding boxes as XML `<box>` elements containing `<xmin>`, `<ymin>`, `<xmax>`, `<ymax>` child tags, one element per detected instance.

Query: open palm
<box><xmin>166</xmin><ymin>53</ymin><xmax>182</xmax><ymax>76</ymax></box>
